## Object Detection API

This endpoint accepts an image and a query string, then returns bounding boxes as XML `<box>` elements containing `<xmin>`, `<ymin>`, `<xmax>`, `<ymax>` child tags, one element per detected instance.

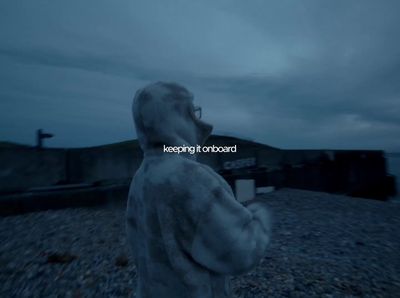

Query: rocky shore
<box><xmin>1</xmin><ymin>189</ymin><xmax>399</xmax><ymax>297</ymax></box>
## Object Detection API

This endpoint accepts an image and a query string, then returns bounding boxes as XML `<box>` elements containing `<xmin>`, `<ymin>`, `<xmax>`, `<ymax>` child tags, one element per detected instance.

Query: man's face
<box><xmin>171</xmin><ymin>92</ymin><xmax>213</xmax><ymax>147</ymax></box>
<box><xmin>187</xmin><ymin>100</ymin><xmax>213</xmax><ymax>146</ymax></box>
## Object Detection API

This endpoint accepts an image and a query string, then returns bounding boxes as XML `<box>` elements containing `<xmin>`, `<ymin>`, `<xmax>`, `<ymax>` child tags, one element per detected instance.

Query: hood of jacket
<box><xmin>132</xmin><ymin>82</ymin><xmax>213</xmax><ymax>153</ymax></box>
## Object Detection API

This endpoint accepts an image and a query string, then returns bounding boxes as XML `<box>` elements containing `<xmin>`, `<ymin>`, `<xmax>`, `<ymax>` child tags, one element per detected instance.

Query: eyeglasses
<box><xmin>194</xmin><ymin>106</ymin><xmax>202</xmax><ymax>119</ymax></box>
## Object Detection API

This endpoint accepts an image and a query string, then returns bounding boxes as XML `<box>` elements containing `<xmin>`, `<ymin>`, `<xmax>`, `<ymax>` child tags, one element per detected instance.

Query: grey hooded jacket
<box><xmin>126</xmin><ymin>82</ymin><xmax>271</xmax><ymax>298</ymax></box>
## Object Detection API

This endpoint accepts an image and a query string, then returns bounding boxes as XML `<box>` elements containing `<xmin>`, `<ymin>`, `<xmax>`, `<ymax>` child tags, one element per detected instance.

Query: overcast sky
<box><xmin>1</xmin><ymin>0</ymin><xmax>399</xmax><ymax>151</ymax></box>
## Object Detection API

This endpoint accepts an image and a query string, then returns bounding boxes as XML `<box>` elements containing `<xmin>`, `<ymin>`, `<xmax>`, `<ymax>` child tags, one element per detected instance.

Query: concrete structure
<box><xmin>0</xmin><ymin>144</ymin><xmax>66</xmax><ymax>194</ymax></box>
<box><xmin>0</xmin><ymin>141</ymin><xmax>142</xmax><ymax>195</ymax></box>
<box><xmin>0</xmin><ymin>136</ymin><xmax>396</xmax><ymax>215</ymax></box>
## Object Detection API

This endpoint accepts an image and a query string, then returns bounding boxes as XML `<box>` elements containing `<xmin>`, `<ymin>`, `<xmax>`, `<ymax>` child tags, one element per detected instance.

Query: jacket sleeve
<box><xmin>189</xmin><ymin>171</ymin><xmax>272</xmax><ymax>275</ymax></box>
<box><xmin>126</xmin><ymin>187</ymin><xmax>138</xmax><ymax>264</ymax></box>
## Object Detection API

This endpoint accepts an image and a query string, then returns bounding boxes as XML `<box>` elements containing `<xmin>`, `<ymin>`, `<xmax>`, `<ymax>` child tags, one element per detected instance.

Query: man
<box><xmin>126</xmin><ymin>82</ymin><xmax>272</xmax><ymax>298</ymax></box>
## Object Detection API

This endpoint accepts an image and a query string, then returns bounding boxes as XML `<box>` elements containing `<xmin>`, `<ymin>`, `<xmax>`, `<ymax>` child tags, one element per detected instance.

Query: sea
<box><xmin>387</xmin><ymin>153</ymin><xmax>400</xmax><ymax>201</ymax></box>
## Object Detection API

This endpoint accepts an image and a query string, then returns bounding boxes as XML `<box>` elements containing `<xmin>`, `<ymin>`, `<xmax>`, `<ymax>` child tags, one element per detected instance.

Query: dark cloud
<box><xmin>0</xmin><ymin>0</ymin><xmax>399</xmax><ymax>151</ymax></box>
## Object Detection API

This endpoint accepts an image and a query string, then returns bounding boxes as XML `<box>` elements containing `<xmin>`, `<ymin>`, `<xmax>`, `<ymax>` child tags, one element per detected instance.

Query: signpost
<box><xmin>36</xmin><ymin>129</ymin><xmax>54</xmax><ymax>149</ymax></box>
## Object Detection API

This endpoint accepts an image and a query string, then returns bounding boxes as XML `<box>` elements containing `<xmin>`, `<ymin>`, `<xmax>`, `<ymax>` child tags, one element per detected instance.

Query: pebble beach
<box><xmin>1</xmin><ymin>188</ymin><xmax>399</xmax><ymax>297</ymax></box>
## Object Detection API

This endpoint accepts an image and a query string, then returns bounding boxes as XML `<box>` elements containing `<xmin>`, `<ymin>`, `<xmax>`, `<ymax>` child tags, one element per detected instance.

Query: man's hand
<box><xmin>242</xmin><ymin>198</ymin><xmax>267</xmax><ymax>207</ymax></box>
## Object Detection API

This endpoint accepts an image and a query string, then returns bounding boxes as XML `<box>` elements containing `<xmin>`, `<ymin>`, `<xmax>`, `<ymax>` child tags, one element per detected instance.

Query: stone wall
<box><xmin>0</xmin><ymin>147</ymin><xmax>67</xmax><ymax>194</ymax></box>
<box><xmin>0</xmin><ymin>136</ymin><xmax>395</xmax><ymax>200</ymax></box>
<box><xmin>0</xmin><ymin>142</ymin><xmax>142</xmax><ymax>194</ymax></box>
